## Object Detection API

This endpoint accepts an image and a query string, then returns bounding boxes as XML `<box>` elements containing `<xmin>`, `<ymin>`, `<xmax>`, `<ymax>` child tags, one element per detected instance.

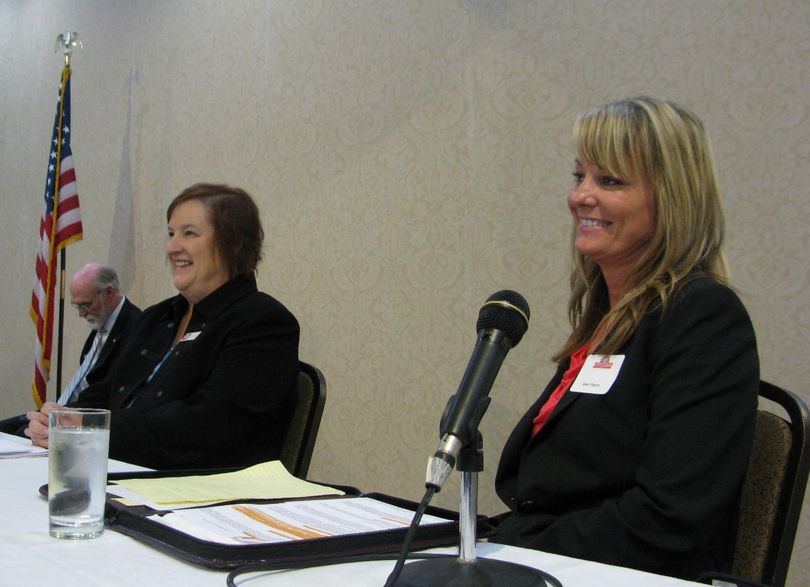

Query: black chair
<box><xmin>280</xmin><ymin>361</ymin><xmax>327</xmax><ymax>479</ymax></box>
<box><xmin>699</xmin><ymin>381</ymin><xmax>810</xmax><ymax>587</ymax></box>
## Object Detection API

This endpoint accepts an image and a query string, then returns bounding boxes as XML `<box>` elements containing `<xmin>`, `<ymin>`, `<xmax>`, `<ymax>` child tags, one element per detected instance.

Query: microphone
<box><xmin>426</xmin><ymin>290</ymin><xmax>530</xmax><ymax>490</ymax></box>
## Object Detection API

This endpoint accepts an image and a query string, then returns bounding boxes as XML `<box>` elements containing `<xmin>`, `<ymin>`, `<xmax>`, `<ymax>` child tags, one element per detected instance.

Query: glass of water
<box><xmin>48</xmin><ymin>407</ymin><xmax>111</xmax><ymax>539</ymax></box>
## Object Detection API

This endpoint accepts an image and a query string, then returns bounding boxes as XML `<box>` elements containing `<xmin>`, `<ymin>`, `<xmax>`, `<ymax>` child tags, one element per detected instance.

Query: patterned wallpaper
<box><xmin>1</xmin><ymin>1</ymin><xmax>808</xmax><ymax>584</ymax></box>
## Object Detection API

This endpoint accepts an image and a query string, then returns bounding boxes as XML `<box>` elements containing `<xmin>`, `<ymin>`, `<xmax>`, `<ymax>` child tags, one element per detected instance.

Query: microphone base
<box><xmin>393</xmin><ymin>557</ymin><xmax>552</xmax><ymax>586</ymax></box>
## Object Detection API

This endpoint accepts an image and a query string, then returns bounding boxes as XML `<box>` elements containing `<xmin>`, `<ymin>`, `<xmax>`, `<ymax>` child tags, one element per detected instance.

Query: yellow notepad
<box><xmin>111</xmin><ymin>460</ymin><xmax>344</xmax><ymax>509</ymax></box>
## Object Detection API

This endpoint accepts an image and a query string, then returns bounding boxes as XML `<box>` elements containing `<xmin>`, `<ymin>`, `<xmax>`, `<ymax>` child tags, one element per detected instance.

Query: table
<box><xmin>0</xmin><ymin>435</ymin><xmax>702</xmax><ymax>586</ymax></box>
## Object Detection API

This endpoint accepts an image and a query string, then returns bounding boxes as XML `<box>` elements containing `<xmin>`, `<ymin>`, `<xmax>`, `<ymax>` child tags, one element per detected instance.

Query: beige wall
<box><xmin>1</xmin><ymin>1</ymin><xmax>808</xmax><ymax>583</ymax></box>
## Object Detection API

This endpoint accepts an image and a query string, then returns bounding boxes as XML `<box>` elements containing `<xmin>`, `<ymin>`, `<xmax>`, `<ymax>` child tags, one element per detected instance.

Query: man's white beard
<box><xmin>85</xmin><ymin>316</ymin><xmax>101</xmax><ymax>329</ymax></box>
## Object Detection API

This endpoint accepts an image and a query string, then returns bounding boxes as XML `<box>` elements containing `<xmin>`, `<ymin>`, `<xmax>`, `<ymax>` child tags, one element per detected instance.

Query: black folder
<box><xmin>97</xmin><ymin>469</ymin><xmax>496</xmax><ymax>570</ymax></box>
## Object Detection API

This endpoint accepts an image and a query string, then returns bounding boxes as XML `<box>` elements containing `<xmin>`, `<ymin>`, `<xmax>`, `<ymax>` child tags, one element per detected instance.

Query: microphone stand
<box><xmin>395</xmin><ymin>433</ymin><xmax>550</xmax><ymax>586</ymax></box>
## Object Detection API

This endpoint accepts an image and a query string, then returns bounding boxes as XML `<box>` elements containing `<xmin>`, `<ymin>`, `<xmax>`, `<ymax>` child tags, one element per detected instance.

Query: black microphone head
<box><xmin>476</xmin><ymin>290</ymin><xmax>530</xmax><ymax>346</ymax></box>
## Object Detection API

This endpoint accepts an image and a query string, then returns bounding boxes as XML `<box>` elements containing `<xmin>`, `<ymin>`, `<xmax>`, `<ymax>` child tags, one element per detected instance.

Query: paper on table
<box><xmin>111</xmin><ymin>460</ymin><xmax>344</xmax><ymax>510</ymax></box>
<box><xmin>149</xmin><ymin>496</ymin><xmax>449</xmax><ymax>545</ymax></box>
<box><xmin>0</xmin><ymin>434</ymin><xmax>47</xmax><ymax>458</ymax></box>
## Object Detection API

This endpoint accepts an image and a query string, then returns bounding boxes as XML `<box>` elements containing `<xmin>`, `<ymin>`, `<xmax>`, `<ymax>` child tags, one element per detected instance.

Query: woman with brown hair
<box><xmin>27</xmin><ymin>184</ymin><xmax>299</xmax><ymax>470</ymax></box>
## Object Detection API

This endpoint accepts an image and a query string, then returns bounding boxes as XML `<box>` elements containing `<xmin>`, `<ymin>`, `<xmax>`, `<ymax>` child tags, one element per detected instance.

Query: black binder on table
<box><xmin>98</xmin><ymin>469</ymin><xmax>496</xmax><ymax>570</ymax></box>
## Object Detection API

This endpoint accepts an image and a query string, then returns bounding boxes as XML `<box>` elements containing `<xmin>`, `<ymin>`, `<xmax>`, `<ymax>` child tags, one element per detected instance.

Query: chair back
<box><xmin>280</xmin><ymin>361</ymin><xmax>327</xmax><ymax>479</ymax></box>
<box><xmin>732</xmin><ymin>381</ymin><xmax>810</xmax><ymax>587</ymax></box>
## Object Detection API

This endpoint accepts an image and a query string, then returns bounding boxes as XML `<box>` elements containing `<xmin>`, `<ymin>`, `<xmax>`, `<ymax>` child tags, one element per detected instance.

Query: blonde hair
<box><xmin>555</xmin><ymin>96</ymin><xmax>728</xmax><ymax>362</ymax></box>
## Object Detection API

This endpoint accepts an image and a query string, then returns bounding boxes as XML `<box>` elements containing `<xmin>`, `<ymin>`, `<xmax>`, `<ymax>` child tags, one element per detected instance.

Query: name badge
<box><xmin>570</xmin><ymin>354</ymin><xmax>625</xmax><ymax>395</ymax></box>
<box><xmin>179</xmin><ymin>331</ymin><xmax>201</xmax><ymax>342</ymax></box>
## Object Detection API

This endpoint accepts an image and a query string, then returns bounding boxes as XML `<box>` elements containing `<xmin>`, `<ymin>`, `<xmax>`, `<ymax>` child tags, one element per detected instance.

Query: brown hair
<box><xmin>167</xmin><ymin>183</ymin><xmax>264</xmax><ymax>278</ymax></box>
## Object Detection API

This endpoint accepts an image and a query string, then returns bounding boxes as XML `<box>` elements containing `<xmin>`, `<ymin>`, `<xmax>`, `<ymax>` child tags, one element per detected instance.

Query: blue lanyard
<box><xmin>146</xmin><ymin>342</ymin><xmax>177</xmax><ymax>383</ymax></box>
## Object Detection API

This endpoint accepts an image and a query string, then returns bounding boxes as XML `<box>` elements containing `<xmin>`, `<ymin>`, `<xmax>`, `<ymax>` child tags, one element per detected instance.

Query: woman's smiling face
<box><xmin>568</xmin><ymin>158</ymin><xmax>656</xmax><ymax>280</ymax></box>
<box><xmin>166</xmin><ymin>199</ymin><xmax>230</xmax><ymax>304</ymax></box>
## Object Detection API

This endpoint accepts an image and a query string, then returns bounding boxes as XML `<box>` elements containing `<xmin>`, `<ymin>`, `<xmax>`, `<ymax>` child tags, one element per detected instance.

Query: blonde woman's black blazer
<box><xmin>494</xmin><ymin>276</ymin><xmax>759</xmax><ymax>580</ymax></box>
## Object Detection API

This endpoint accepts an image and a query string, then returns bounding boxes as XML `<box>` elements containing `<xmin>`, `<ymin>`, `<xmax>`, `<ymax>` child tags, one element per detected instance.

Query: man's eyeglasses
<box><xmin>70</xmin><ymin>289</ymin><xmax>105</xmax><ymax>311</ymax></box>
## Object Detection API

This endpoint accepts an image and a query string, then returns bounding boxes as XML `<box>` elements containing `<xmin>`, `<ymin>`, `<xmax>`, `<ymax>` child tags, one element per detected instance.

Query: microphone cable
<box><xmin>225</xmin><ymin>487</ymin><xmax>442</xmax><ymax>587</ymax></box>
<box><xmin>224</xmin><ymin>484</ymin><xmax>564</xmax><ymax>587</ymax></box>
<box><xmin>382</xmin><ymin>484</ymin><xmax>564</xmax><ymax>587</ymax></box>
<box><xmin>382</xmin><ymin>485</ymin><xmax>436</xmax><ymax>586</ymax></box>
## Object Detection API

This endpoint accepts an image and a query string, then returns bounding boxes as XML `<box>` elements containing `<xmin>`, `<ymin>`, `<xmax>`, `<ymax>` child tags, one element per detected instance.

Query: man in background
<box><xmin>0</xmin><ymin>262</ymin><xmax>141</xmax><ymax>434</ymax></box>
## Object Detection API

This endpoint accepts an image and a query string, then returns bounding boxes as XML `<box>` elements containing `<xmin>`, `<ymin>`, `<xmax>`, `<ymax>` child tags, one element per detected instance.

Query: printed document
<box><xmin>0</xmin><ymin>433</ymin><xmax>47</xmax><ymax>458</ymax></box>
<box><xmin>148</xmin><ymin>496</ymin><xmax>449</xmax><ymax>544</ymax></box>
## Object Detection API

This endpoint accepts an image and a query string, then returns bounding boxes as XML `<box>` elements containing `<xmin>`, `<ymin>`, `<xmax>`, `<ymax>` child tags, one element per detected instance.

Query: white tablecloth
<box><xmin>0</xmin><ymin>435</ymin><xmax>701</xmax><ymax>586</ymax></box>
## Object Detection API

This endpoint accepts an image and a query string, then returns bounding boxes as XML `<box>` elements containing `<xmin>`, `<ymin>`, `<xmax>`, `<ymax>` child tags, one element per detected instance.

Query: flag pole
<box><xmin>31</xmin><ymin>33</ymin><xmax>84</xmax><ymax>408</ymax></box>
<box><xmin>53</xmin><ymin>32</ymin><xmax>82</xmax><ymax>402</ymax></box>
<box><xmin>56</xmin><ymin>251</ymin><xmax>66</xmax><ymax>400</ymax></box>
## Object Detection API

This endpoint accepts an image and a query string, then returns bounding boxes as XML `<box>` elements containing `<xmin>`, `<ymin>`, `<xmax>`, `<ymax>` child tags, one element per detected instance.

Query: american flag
<box><xmin>30</xmin><ymin>66</ymin><xmax>83</xmax><ymax>407</ymax></box>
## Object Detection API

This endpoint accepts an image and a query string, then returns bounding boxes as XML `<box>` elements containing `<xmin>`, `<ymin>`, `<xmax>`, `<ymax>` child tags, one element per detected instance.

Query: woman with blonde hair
<box><xmin>494</xmin><ymin>97</ymin><xmax>758</xmax><ymax>580</ymax></box>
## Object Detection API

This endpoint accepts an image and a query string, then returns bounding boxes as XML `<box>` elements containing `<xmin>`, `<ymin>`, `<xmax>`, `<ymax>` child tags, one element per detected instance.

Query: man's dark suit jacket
<box><xmin>0</xmin><ymin>297</ymin><xmax>142</xmax><ymax>436</ymax></box>
<box><xmin>79</xmin><ymin>297</ymin><xmax>142</xmax><ymax>390</ymax></box>
<box><xmin>493</xmin><ymin>276</ymin><xmax>759</xmax><ymax>580</ymax></box>
<box><xmin>75</xmin><ymin>275</ymin><xmax>300</xmax><ymax>471</ymax></box>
